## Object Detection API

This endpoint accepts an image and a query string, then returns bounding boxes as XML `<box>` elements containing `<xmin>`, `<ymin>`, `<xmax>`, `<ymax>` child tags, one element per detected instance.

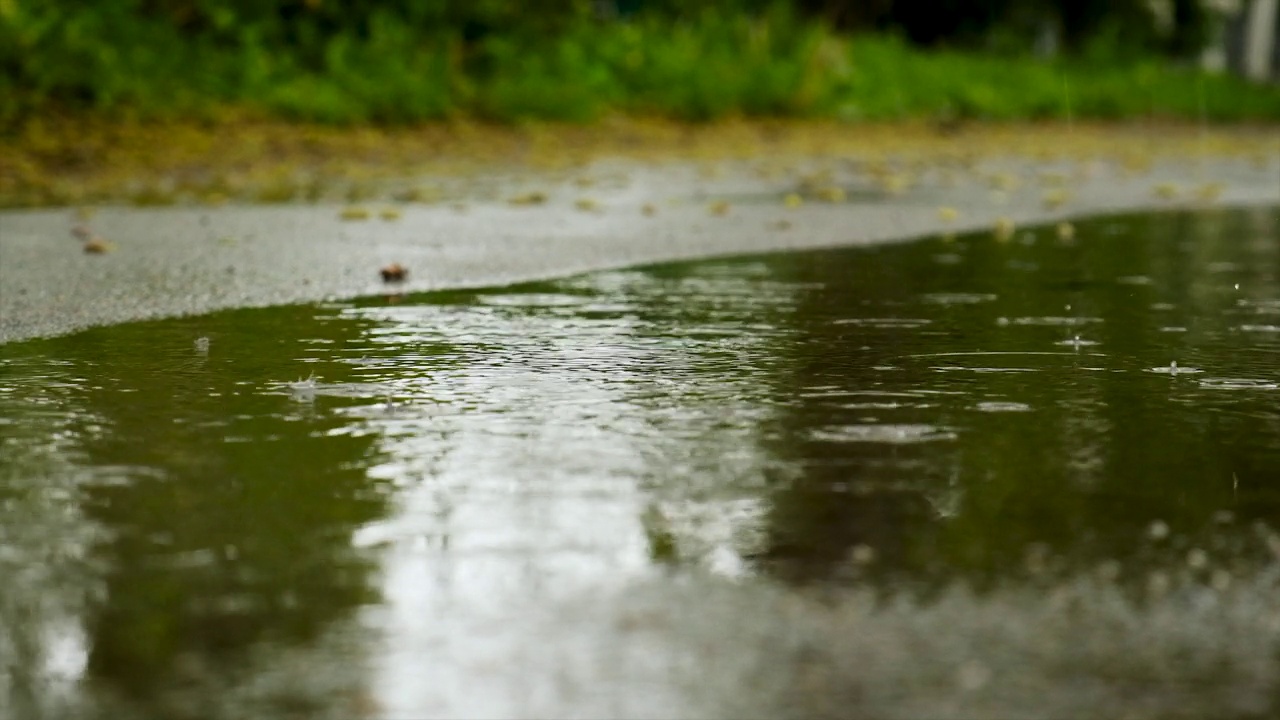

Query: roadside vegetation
<box><xmin>2</xmin><ymin>1</ymin><xmax>1276</xmax><ymax>209</ymax></box>
<box><xmin>3</xmin><ymin>2</ymin><xmax>1279</xmax><ymax>127</ymax></box>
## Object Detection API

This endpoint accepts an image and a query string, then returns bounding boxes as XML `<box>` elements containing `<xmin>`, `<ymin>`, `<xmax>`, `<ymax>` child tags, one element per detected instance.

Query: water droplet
<box><xmin>849</xmin><ymin>545</ymin><xmax>876</xmax><ymax>565</ymax></box>
<box><xmin>1148</xmin><ymin>520</ymin><xmax>1170</xmax><ymax>540</ymax></box>
<box><xmin>1211</xmin><ymin>568</ymin><xmax>1232</xmax><ymax>592</ymax></box>
<box><xmin>1148</xmin><ymin>571</ymin><xmax>1170</xmax><ymax>597</ymax></box>
<box><xmin>1187</xmin><ymin>548</ymin><xmax>1209</xmax><ymax>570</ymax></box>
<box><xmin>287</xmin><ymin>372</ymin><xmax>319</xmax><ymax>402</ymax></box>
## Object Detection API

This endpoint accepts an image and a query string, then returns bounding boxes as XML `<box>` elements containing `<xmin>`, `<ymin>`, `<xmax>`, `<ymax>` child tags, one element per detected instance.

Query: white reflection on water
<box><xmin>0</xmin><ymin>367</ymin><xmax>104</xmax><ymax>720</ymax></box>
<box><xmin>340</xmin><ymin>269</ymin><xmax>784</xmax><ymax>716</ymax></box>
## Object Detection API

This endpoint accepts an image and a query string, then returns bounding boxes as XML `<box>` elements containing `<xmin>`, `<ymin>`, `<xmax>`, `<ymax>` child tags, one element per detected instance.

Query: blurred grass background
<box><xmin>3</xmin><ymin>0</ymin><xmax>1279</xmax><ymax>127</ymax></box>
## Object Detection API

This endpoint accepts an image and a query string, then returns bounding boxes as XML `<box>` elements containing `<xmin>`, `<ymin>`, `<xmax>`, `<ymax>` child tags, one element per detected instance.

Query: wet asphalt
<box><xmin>1</xmin><ymin>155</ymin><xmax>1276</xmax><ymax>344</ymax></box>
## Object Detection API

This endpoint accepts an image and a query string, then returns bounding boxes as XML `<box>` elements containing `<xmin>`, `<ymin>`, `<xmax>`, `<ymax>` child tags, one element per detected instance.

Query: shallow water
<box><xmin>2</xmin><ymin>207</ymin><xmax>1280</xmax><ymax>718</ymax></box>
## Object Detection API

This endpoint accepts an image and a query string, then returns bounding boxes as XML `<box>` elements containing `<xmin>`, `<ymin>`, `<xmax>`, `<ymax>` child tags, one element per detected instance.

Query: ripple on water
<box><xmin>1011</xmin><ymin>316</ymin><xmax>1103</xmax><ymax>327</ymax></box>
<box><xmin>1147</xmin><ymin>363</ymin><xmax>1203</xmax><ymax>375</ymax></box>
<box><xmin>1055</xmin><ymin>337</ymin><xmax>1100</xmax><ymax>348</ymax></box>
<box><xmin>1198</xmin><ymin>378</ymin><xmax>1279</xmax><ymax>390</ymax></box>
<box><xmin>933</xmin><ymin>365</ymin><xmax>1040</xmax><ymax>374</ymax></box>
<box><xmin>801</xmin><ymin>389</ymin><xmax>963</xmax><ymax>400</ymax></box>
<box><xmin>902</xmin><ymin>351</ymin><xmax>1099</xmax><ymax>374</ymax></box>
<box><xmin>833</xmin><ymin>318</ymin><xmax>932</xmax><ymax>328</ymax></box>
<box><xmin>811</xmin><ymin>424</ymin><xmax>957</xmax><ymax>444</ymax></box>
<box><xmin>1237</xmin><ymin>298</ymin><xmax>1280</xmax><ymax>314</ymax></box>
<box><xmin>266</xmin><ymin>379</ymin><xmax>396</xmax><ymax>399</ymax></box>
<box><xmin>921</xmin><ymin>293</ymin><xmax>998</xmax><ymax>305</ymax></box>
<box><xmin>974</xmin><ymin>401</ymin><xmax>1033</xmax><ymax>412</ymax></box>
<box><xmin>840</xmin><ymin>401</ymin><xmax>937</xmax><ymax>410</ymax></box>
<box><xmin>1117</xmin><ymin>275</ymin><xmax>1154</xmax><ymax>286</ymax></box>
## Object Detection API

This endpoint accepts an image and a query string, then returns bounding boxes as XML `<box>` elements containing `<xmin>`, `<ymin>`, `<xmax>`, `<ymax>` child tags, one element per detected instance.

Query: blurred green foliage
<box><xmin>1</xmin><ymin>0</ymin><xmax>1276</xmax><ymax>126</ymax></box>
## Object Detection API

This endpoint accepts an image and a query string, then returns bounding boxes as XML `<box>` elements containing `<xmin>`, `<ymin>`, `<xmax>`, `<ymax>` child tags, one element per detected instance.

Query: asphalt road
<box><xmin>2</xmin><ymin>154</ymin><xmax>1277</xmax><ymax>344</ymax></box>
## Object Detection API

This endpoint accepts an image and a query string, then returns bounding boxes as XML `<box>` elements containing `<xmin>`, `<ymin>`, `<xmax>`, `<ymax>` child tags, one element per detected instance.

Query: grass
<box><xmin>2</xmin><ymin>6</ymin><xmax>1278</xmax><ymax>209</ymax></box>
<box><xmin>3</xmin><ymin>6</ymin><xmax>1280</xmax><ymax>128</ymax></box>
<box><xmin>841</xmin><ymin>36</ymin><xmax>1280</xmax><ymax>122</ymax></box>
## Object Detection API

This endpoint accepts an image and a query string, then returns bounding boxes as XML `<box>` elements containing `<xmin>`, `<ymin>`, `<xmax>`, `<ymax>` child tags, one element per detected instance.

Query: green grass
<box><xmin>2</xmin><ymin>4</ymin><xmax>1279</xmax><ymax>127</ymax></box>
<box><xmin>842</xmin><ymin>36</ymin><xmax>1280</xmax><ymax>122</ymax></box>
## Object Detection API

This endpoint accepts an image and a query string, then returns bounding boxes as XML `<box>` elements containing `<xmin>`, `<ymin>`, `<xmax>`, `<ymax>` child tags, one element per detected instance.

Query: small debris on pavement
<box><xmin>380</xmin><ymin>263</ymin><xmax>408</xmax><ymax>282</ymax></box>
<box><xmin>83</xmin><ymin>236</ymin><xmax>112</xmax><ymax>254</ymax></box>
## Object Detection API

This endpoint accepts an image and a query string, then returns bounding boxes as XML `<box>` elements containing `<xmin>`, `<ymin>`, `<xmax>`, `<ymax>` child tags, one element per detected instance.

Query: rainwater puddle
<box><xmin>3</xmin><ymin>207</ymin><xmax>1280</xmax><ymax>719</ymax></box>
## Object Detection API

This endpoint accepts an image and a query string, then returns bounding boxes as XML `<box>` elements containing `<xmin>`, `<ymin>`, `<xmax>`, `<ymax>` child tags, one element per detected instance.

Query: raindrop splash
<box><xmin>1148</xmin><ymin>361</ymin><xmax>1203</xmax><ymax>376</ymax></box>
<box><xmin>1056</xmin><ymin>335</ymin><xmax>1098</xmax><ymax>350</ymax></box>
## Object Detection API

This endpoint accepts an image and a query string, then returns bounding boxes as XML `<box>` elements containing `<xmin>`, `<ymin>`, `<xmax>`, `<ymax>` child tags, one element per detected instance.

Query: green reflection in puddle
<box><xmin>2</xmin><ymin>206</ymin><xmax>1280</xmax><ymax>718</ymax></box>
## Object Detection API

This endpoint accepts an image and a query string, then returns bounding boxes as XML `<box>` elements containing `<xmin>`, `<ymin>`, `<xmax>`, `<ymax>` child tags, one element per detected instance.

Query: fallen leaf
<box><xmin>380</xmin><ymin>263</ymin><xmax>408</xmax><ymax>282</ymax></box>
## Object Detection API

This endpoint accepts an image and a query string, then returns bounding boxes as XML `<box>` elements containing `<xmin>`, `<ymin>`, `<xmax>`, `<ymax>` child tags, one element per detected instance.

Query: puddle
<box><xmin>2</xmin><ymin>207</ymin><xmax>1280</xmax><ymax>718</ymax></box>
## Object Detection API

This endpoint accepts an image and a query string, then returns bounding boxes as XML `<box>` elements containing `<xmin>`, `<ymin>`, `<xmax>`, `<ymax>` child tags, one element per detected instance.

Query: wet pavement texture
<box><xmin>2</xmin><ymin>153</ymin><xmax>1277</xmax><ymax>344</ymax></box>
<box><xmin>2</xmin><ymin>207</ymin><xmax>1280</xmax><ymax>718</ymax></box>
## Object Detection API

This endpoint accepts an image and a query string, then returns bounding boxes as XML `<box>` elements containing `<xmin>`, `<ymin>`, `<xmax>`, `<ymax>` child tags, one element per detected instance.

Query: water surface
<box><xmin>2</xmin><ymin>207</ymin><xmax>1280</xmax><ymax>718</ymax></box>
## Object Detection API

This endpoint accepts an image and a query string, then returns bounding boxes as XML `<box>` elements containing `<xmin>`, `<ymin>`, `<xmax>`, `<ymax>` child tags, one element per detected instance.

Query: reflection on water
<box><xmin>2</xmin><ymin>207</ymin><xmax>1280</xmax><ymax>718</ymax></box>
